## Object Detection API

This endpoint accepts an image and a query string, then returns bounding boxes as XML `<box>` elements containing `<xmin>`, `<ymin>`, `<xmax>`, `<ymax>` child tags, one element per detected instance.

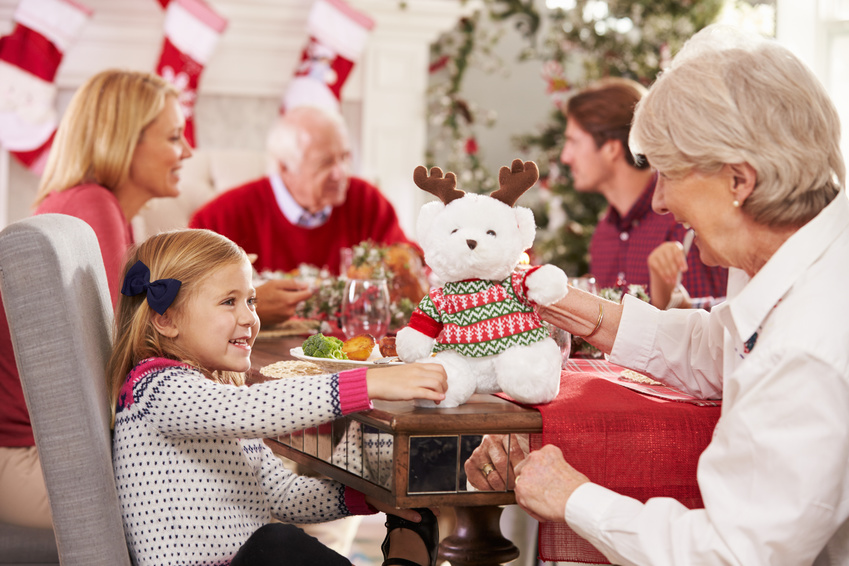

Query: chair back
<box><xmin>0</xmin><ymin>214</ymin><xmax>131</xmax><ymax>566</ymax></box>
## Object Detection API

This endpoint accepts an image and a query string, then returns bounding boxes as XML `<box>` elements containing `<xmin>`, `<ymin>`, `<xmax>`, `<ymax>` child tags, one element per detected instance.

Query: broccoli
<box><xmin>302</xmin><ymin>333</ymin><xmax>347</xmax><ymax>360</ymax></box>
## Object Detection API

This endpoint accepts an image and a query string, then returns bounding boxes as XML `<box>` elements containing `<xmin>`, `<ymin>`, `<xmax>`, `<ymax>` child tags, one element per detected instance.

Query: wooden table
<box><xmin>249</xmin><ymin>336</ymin><xmax>541</xmax><ymax>566</ymax></box>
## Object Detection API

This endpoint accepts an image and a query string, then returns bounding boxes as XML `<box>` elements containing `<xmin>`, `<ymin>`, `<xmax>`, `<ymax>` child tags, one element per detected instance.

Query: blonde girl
<box><xmin>107</xmin><ymin>229</ymin><xmax>446</xmax><ymax>566</ymax></box>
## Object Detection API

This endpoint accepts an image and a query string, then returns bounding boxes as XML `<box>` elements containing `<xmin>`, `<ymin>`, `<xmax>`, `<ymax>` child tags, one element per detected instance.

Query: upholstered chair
<box><xmin>0</xmin><ymin>214</ymin><xmax>130</xmax><ymax>566</ymax></box>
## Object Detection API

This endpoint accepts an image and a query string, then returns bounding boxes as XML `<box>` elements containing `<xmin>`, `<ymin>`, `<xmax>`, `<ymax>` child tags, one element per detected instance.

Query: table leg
<box><xmin>439</xmin><ymin>505</ymin><xmax>520</xmax><ymax>566</ymax></box>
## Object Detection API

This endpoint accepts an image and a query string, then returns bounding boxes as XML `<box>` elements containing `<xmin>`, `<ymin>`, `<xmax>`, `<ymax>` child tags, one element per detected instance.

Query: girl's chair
<box><xmin>0</xmin><ymin>214</ymin><xmax>131</xmax><ymax>566</ymax></box>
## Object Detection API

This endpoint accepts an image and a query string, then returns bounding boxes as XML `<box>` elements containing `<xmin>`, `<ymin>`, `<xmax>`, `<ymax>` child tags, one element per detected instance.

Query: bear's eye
<box><xmin>486</xmin><ymin>230</ymin><xmax>496</xmax><ymax>236</ymax></box>
<box><xmin>450</xmin><ymin>229</ymin><xmax>458</xmax><ymax>234</ymax></box>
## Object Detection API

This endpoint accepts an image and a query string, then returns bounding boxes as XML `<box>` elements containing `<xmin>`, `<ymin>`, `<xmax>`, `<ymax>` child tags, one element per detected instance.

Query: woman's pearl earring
<box><xmin>733</xmin><ymin>200</ymin><xmax>740</xmax><ymax>207</ymax></box>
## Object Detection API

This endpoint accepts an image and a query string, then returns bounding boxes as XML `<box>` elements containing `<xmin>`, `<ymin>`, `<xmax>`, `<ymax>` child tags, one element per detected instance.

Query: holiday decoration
<box><xmin>255</xmin><ymin>240</ymin><xmax>425</xmax><ymax>336</ymax></box>
<box><xmin>282</xmin><ymin>0</ymin><xmax>374</xmax><ymax>112</ymax></box>
<box><xmin>396</xmin><ymin>159</ymin><xmax>569</xmax><ymax>408</ymax></box>
<box><xmin>426</xmin><ymin>11</ymin><xmax>501</xmax><ymax>194</ymax></box>
<box><xmin>427</xmin><ymin>0</ymin><xmax>730</xmax><ymax>276</ymax></box>
<box><xmin>154</xmin><ymin>0</ymin><xmax>228</xmax><ymax>147</ymax></box>
<box><xmin>0</xmin><ymin>0</ymin><xmax>92</xmax><ymax>173</ymax></box>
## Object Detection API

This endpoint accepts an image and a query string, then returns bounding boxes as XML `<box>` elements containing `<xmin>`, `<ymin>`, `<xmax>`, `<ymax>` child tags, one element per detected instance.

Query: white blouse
<box><xmin>566</xmin><ymin>192</ymin><xmax>849</xmax><ymax>566</ymax></box>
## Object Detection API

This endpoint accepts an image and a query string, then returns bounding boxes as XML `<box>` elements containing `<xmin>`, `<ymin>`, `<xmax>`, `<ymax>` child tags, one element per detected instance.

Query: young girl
<box><xmin>107</xmin><ymin>229</ymin><xmax>447</xmax><ymax>566</ymax></box>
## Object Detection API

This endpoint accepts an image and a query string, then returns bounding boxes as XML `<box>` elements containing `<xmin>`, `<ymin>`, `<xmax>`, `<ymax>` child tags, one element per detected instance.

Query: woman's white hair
<box><xmin>265</xmin><ymin>105</ymin><xmax>348</xmax><ymax>175</ymax></box>
<box><xmin>631</xmin><ymin>24</ymin><xmax>844</xmax><ymax>227</ymax></box>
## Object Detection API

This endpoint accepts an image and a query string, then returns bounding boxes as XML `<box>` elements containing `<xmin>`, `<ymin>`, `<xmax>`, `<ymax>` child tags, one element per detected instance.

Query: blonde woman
<box><xmin>0</xmin><ymin>69</ymin><xmax>191</xmax><ymax>529</ymax></box>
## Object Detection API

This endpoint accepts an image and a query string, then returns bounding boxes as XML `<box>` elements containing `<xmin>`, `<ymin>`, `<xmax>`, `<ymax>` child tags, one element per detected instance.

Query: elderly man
<box><xmin>190</xmin><ymin>106</ymin><xmax>415</xmax><ymax>324</ymax></box>
<box><xmin>561</xmin><ymin>77</ymin><xmax>727</xmax><ymax>306</ymax></box>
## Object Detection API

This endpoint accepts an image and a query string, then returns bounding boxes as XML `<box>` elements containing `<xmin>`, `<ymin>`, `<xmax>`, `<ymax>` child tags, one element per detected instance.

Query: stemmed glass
<box><xmin>341</xmin><ymin>278</ymin><xmax>391</xmax><ymax>341</ymax></box>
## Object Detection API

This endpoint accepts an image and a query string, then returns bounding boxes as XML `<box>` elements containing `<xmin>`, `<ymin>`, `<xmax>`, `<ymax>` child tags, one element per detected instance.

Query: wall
<box><xmin>0</xmin><ymin>0</ymin><xmax>468</xmax><ymax>232</ymax></box>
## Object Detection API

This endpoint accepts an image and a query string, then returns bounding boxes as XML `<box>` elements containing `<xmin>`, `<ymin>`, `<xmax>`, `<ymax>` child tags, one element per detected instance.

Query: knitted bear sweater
<box><xmin>112</xmin><ymin>358</ymin><xmax>374</xmax><ymax>566</ymax></box>
<box><xmin>407</xmin><ymin>266</ymin><xmax>549</xmax><ymax>358</ymax></box>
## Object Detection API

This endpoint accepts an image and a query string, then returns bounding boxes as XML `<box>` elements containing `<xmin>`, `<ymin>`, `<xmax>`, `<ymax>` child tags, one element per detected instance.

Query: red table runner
<box><xmin>529</xmin><ymin>363</ymin><xmax>722</xmax><ymax>563</ymax></box>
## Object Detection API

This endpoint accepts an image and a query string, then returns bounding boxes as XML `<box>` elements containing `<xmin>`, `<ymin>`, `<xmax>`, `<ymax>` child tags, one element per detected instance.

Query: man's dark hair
<box><xmin>566</xmin><ymin>77</ymin><xmax>649</xmax><ymax>169</ymax></box>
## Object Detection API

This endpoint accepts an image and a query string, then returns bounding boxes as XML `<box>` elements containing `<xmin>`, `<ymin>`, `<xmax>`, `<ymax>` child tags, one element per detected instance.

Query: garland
<box><xmin>425</xmin><ymin>0</ymin><xmax>728</xmax><ymax>275</ymax></box>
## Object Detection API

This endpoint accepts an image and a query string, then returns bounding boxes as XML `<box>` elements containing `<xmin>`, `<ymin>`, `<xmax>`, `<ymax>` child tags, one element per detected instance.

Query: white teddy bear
<box><xmin>396</xmin><ymin>159</ymin><xmax>569</xmax><ymax>408</ymax></box>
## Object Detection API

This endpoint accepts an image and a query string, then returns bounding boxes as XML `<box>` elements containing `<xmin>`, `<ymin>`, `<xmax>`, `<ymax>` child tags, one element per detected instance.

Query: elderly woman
<box><xmin>509</xmin><ymin>24</ymin><xmax>849</xmax><ymax>565</ymax></box>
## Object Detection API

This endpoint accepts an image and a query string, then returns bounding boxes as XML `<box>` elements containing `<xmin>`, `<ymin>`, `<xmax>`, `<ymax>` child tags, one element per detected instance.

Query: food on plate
<box><xmin>341</xmin><ymin>334</ymin><xmax>376</xmax><ymax>361</ymax></box>
<box><xmin>302</xmin><ymin>333</ymin><xmax>347</xmax><ymax>360</ymax></box>
<box><xmin>619</xmin><ymin>369</ymin><xmax>663</xmax><ymax>386</ymax></box>
<box><xmin>378</xmin><ymin>335</ymin><xmax>397</xmax><ymax>358</ymax></box>
<box><xmin>260</xmin><ymin>360</ymin><xmax>325</xmax><ymax>379</ymax></box>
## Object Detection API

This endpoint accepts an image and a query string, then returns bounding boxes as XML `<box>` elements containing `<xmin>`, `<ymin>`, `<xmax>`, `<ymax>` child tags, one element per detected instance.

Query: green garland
<box><xmin>426</xmin><ymin>0</ymin><xmax>724</xmax><ymax>275</ymax></box>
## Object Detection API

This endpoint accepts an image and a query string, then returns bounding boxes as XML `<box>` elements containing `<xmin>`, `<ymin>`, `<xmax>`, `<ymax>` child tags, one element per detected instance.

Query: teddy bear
<box><xmin>396</xmin><ymin>159</ymin><xmax>569</xmax><ymax>408</ymax></box>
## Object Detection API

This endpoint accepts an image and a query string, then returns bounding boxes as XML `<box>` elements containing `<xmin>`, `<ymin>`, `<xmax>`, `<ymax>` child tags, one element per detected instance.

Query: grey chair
<box><xmin>0</xmin><ymin>522</ymin><xmax>58</xmax><ymax>566</ymax></box>
<box><xmin>0</xmin><ymin>214</ymin><xmax>131</xmax><ymax>566</ymax></box>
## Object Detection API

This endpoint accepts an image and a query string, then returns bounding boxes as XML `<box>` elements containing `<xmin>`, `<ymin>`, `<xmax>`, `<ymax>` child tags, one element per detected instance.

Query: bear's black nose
<box><xmin>466</xmin><ymin>239</ymin><xmax>477</xmax><ymax>250</ymax></box>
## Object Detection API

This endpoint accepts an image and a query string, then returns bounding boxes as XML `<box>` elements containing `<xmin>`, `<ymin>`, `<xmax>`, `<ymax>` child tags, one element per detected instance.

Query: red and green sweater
<box><xmin>408</xmin><ymin>266</ymin><xmax>549</xmax><ymax>358</ymax></box>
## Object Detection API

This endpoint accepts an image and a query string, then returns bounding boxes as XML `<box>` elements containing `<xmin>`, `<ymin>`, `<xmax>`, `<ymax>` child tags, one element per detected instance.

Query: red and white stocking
<box><xmin>155</xmin><ymin>0</ymin><xmax>227</xmax><ymax>147</ymax></box>
<box><xmin>283</xmin><ymin>0</ymin><xmax>374</xmax><ymax>112</ymax></box>
<box><xmin>0</xmin><ymin>0</ymin><xmax>91</xmax><ymax>174</ymax></box>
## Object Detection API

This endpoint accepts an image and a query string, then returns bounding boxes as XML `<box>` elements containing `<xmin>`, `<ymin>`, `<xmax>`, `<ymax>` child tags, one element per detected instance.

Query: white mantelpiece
<box><xmin>0</xmin><ymin>0</ymin><xmax>469</xmax><ymax>232</ymax></box>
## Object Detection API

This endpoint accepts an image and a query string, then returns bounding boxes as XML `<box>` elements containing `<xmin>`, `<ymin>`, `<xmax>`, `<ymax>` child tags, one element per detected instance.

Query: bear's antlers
<box><xmin>492</xmin><ymin>159</ymin><xmax>539</xmax><ymax>207</ymax></box>
<box><xmin>413</xmin><ymin>165</ymin><xmax>466</xmax><ymax>205</ymax></box>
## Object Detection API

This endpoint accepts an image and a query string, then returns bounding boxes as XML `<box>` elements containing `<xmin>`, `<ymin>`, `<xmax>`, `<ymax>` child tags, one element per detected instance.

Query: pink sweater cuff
<box><xmin>344</xmin><ymin>486</ymin><xmax>378</xmax><ymax>515</ymax></box>
<box><xmin>338</xmin><ymin>367</ymin><xmax>372</xmax><ymax>414</ymax></box>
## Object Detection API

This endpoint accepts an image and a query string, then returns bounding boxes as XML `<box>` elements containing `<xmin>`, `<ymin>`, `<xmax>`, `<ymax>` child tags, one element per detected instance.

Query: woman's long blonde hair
<box><xmin>35</xmin><ymin>69</ymin><xmax>178</xmax><ymax>205</ymax></box>
<box><xmin>107</xmin><ymin>229</ymin><xmax>251</xmax><ymax>427</ymax></box>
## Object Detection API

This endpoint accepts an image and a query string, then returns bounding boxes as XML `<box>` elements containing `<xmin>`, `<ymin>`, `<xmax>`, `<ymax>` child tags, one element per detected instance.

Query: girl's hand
<box><xmin>365</xmin><ymin>363</ymin><xmax>447</xmax><ymax>403</ymax></box>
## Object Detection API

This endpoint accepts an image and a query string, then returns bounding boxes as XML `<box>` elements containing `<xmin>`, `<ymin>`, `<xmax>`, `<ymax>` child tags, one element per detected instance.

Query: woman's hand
<box><xmin>537</xmin><ymin>288</ymin><xmax>623</xmax><ymax>355</ymax></box>
<box><xmin>513</xmin><ymin>444</ymin><xmax>589</xmax><ymax>523</ymax></box>
<box><xmin>365</xmin><ymin>363</ymin><xmax>447</xmax><ymax>403</ymax></box>
<box><xmin>255</xmin><ymin>280</ymin><xmax>313</xmax><ymax>326</ymax></box>
<box><xmin>464</xmin><ymin>434</ymin><xmax>529</xmax><ymax>491</ymax></box>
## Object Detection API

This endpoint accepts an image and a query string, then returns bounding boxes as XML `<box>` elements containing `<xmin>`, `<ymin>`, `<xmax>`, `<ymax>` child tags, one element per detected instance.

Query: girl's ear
<box><xmin>151</xmin><ymin>312</ymin><xmax>179</xmax><ymax>338</ymax></box>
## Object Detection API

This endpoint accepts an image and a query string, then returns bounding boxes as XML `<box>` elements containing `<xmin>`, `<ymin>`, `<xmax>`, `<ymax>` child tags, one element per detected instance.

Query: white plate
<box><xmin>289</xmin><ymin>347</ymin><xmax>403</xmax><ymax>372</ymax></box>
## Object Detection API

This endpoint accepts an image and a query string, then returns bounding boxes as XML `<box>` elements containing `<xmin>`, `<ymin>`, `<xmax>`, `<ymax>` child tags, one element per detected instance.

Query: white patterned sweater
<box><xmin>112</xmin><ymin>357</ymin><xmax>374</xmax><ymax>566</ymax></box>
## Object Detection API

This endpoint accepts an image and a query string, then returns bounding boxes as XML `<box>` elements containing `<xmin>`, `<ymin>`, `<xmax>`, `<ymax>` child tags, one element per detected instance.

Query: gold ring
<box><xmin>481</xmin><ymin>463</ymin><xmax>495</xmax><ymax>477</ymax></box>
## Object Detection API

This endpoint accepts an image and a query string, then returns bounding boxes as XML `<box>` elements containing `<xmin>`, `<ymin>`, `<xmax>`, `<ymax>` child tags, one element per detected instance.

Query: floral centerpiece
<box><xmin>344</xmin><ymin>240</ymin><xmax>428</xmax><ymax>332</ymax></box>
<box><xmin>257</xmin><ymin>241</ymin><xmax>428</xmax><ymax>336</ymax></box>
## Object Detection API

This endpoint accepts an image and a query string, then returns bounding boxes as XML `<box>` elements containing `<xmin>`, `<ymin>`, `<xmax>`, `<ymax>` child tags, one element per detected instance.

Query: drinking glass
<box><xmin>341</xmin><ymin>278</ymin><xmax>391</xmax><ymax>341</ymax></box>
<box><xmin>543</xmin><ymin>321</ymin><xmax>571</xmax><ymax>368</ymax></box>
<box><xmin>569</xmin><ymin>276</ymin><xmax>598</xmax><ymax>295</ymax></box>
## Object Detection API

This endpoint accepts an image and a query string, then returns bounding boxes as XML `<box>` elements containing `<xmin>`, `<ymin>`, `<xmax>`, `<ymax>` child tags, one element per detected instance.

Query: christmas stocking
<box><xmin>0</xmin><ymin>0</ymin><xmax>92</xmax><ymax>173</ymax></box>
<box><xmin>283</xmin><ymin>0</ymin><xmax>375</xmax><ymax>112</ymax></box>
<box><xmin>155</xmin><ymin>0</ymin><xmax>227</xmax><ymax>147</ymax></box>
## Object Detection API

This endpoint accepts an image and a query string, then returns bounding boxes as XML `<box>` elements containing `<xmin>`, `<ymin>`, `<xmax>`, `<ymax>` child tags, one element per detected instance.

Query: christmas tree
<box><xmin>426</xmin><ymin>0</ymin><xmax>726</xmax><ymax>275</ymax></box>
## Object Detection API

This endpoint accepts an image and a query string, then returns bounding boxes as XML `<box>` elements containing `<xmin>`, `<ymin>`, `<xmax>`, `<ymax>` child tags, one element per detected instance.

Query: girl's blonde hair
<box><xmin>35</xmin><ymin>69</ymin><xmax>179</xmax><ymax>205</ymax></box>
<box><xmin>107</xmin><ymin>229</ymin><xmax>251</xmax><ymax>427</ymax></box>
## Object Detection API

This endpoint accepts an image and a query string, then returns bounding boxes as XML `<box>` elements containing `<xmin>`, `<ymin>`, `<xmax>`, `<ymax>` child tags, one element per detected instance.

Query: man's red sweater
<box><xmin>190</xmin><ymin>176</ymin><xmax>414</xmax><ymax>275</ymax></box>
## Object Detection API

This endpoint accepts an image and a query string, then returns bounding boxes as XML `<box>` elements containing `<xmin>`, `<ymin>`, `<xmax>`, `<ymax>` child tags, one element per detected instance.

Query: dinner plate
<box><xmin>289</xmin><ymin>347</ymin><xmax>404</xmax><ymax>372</ymax></box>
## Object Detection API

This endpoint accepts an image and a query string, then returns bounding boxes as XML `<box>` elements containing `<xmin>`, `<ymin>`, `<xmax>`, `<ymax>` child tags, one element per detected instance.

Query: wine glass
<box><xmin>569</xmin><ymin>276</ymin><xmax>598</xmax><ymax>295</ymax></box>
<box><xmin>341</xmin><ymin>278</ymin><xmax>391</xmax><ymax>341</ymax></box>
<box><xmin>543</xmin><ymin>321</ymin><xmax>571</xmax><ymax>368</ymax></box>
